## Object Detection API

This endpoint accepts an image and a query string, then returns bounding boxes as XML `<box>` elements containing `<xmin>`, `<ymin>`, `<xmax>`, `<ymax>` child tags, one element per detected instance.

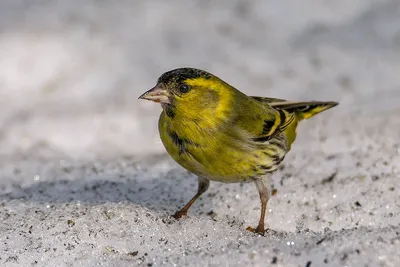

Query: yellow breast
<box><xmin>158</xmin><ymin>112</ymin><xmax>288</xmax><ymax>183</ymax></box>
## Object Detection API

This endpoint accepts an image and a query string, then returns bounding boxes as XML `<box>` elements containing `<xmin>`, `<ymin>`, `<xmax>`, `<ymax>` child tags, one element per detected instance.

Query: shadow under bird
<box><xmin>139</xmin><ymin>68</ymin><xmax>338</xmax><ymax>234</ymax></box>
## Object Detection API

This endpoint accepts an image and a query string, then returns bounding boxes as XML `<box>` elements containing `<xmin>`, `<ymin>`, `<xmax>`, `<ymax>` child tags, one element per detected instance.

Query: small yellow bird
<box><xmin>139</xmin><ymin>68</ymin><xmax>338</xmax><ymax>234</ymax></box>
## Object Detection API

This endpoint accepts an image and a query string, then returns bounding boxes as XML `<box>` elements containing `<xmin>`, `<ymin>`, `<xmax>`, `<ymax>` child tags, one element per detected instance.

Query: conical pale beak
<box><xmin>138</xmin><ymin>83</ymin><xmax>170</xmax><ymax>104</ymax></box>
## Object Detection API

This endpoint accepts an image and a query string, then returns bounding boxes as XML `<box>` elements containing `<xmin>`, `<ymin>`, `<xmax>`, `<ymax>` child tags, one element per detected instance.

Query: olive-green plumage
<box><xmin>139</xmin><ymin>67</ymin><xmax>338</xmax><ymax>234</ymax></box>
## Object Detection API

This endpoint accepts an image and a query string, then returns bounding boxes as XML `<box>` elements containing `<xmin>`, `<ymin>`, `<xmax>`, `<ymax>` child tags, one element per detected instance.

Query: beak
<box><xmin>138</xmin><ymin>83</ymin><xmax>170</xmax><ymax>104</ymax></box>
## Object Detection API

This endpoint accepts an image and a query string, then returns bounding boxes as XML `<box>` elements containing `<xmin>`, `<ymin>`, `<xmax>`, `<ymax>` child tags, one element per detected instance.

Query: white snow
<box><xmin>1</xmin><ymin>0</ymin><xmax>400</xmax><ymax>266</ymax></box>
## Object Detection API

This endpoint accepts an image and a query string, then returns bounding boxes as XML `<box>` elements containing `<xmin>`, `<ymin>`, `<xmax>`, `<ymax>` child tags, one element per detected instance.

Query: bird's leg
<box><xmin>172</xmin><ymin>177</ymin><xmax>210</xmax><ymax>219</ymax></box>
<box><xmin>248</xmin><ymin>176</ymin><xmax>270</xmax><ymax>234</ymax></box>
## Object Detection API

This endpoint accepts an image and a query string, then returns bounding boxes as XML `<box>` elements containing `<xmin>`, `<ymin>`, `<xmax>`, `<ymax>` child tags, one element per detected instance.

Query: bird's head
<box><xmin>139</xmin><ymin>68</ymin><xmax>233</xmax><ymax>119</ymax></box>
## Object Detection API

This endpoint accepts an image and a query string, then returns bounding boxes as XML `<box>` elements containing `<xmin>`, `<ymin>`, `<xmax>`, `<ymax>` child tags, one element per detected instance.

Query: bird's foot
<box><xmin>246</xmin><ymin>224</ymin><xmax>266</xmax><ymax>235</ymax></box>
<box><xmin>171</xmin><ymin>211</ymin><xmax>187</xmax><ymax>220</ymax></box>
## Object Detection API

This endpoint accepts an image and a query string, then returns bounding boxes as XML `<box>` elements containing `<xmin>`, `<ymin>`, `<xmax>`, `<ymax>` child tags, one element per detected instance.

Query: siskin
<box><xmin>139</xmin><ymin>68</ymin><xmax>338</xmax><ymax>234</ymax></box>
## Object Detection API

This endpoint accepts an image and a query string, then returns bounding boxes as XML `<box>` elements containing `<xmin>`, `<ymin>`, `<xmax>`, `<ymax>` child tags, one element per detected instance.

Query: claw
<box><xmin>246</xmin><ymin>225</ymin><xmax>265</xmax><ymax>235</ymax></box>
<box><xmin>172</xmin><ymin>211</ymin><xmax>187</xmax><ymax>220</ymax></box>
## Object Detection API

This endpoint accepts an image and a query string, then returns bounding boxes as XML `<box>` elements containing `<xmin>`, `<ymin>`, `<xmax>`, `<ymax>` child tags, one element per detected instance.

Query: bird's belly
<box><xmin>161</xmin><ymin>134</ymin><xmax>286</xmax><ymax>183</ymax></box>
<box><xmin>159</xmin><ymin>114</ymin><xmax>288</xmax><ymax>183</ymax></box>
<box><xmin>170</xmin><ymin>149</ymin><xmax>258</xmax><ymax>183</ymax></box>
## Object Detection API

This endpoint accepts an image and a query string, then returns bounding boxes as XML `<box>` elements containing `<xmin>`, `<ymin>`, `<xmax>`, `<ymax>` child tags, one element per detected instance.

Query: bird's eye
<box><xmin>179</xmin><ymin>84</ymin><xmax>190</xmax><ymax>94</ymax></box>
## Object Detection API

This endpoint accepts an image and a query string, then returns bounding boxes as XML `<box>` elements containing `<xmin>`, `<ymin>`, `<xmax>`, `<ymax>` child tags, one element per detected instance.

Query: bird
<box><xmin>139</xmin><ymin>67</ymin><xmax>338</xmax><ymax>234</ymax></box>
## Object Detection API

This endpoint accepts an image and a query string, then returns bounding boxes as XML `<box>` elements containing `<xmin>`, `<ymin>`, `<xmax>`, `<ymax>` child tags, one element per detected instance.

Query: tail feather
<box><xmin>269</xmin><ymin>101</ymin><xmax>338</xmax><ymax>120</ymax></box>
<box><xmin>251</xmin><ymin>96</ymin><xmax>338</xmax><ymax>120</ymax></box>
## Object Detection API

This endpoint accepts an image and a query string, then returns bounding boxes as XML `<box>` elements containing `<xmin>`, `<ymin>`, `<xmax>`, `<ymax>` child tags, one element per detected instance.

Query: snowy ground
<box><xmin>1</xmin><ymin>0</ymin><xmax>400</xmax><ymax>266</ymax></box>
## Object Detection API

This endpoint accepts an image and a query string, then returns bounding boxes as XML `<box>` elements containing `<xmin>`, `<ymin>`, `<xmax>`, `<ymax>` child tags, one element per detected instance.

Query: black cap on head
<box><xmin>157</xmin><ymin>68</ymin><xmax>212</xmax><ymax>85</ymax></box>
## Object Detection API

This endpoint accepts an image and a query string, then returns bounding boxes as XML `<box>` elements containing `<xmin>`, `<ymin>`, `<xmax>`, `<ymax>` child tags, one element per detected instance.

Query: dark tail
<box><xmin>269</xmin><ymin>101</ymin><xmax>339</xmax><ymax>120</ymax></box>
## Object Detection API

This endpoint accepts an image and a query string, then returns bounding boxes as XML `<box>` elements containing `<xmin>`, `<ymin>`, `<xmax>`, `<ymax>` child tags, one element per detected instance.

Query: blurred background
<box><xmin>0</xmin><ymin>0</ymin><xmax>399</xmax><ymax>160</ymax></box>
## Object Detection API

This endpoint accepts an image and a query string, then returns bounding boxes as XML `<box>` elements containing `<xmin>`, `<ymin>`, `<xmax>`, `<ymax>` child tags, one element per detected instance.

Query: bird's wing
<box><xmin>251</xmin><ymin>97</ymin><xmax>338</xmax><ymax>120</ymax></box>
<box><xmin>234</xmin><ymin>97</ymin><xmax>294</xmax><ymax>143</ymax></box>
<box><xmin>249</xmin><ymin>96</ymin><xmax>338</xmax><ymax>142</ymax></box>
